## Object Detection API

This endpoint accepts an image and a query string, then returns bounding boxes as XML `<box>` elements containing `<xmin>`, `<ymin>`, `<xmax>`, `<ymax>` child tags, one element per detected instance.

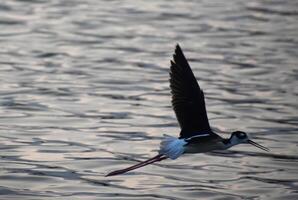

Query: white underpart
<box><xmin>159</xmin><ymin>134</ymin><xmax>187</xmax><ymax>159</ymax></box>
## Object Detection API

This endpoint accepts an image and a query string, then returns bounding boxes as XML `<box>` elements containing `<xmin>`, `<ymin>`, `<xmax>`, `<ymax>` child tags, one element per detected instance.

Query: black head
<box><xmin>230</xmin><ymin>131</ymin><xmax>269</xmax><ymax>152</ymax></box>
<box><xmin>231</xmin><ymin>131</ymin><xmax>248</xmax><ymax>140</ymax></box>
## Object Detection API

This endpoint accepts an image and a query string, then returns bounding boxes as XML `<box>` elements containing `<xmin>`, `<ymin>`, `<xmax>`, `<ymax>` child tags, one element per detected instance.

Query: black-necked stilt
<box><xmin>106</xmin><ymin>44</ymin><xmax>269</xmax><ymax>177</ymax></box>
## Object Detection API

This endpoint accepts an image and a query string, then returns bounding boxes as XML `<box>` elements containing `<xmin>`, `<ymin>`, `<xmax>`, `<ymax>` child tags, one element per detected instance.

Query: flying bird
<box><xmin>106</xmin><ymin>44</ymin><xmax>269</xmax><ymax>177</ymax></box>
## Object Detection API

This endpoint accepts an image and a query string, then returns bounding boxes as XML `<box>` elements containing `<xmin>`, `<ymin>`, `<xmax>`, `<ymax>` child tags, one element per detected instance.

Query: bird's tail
<box><xmin>106</xmin><ymin>135</ymin><xmax>185</xmax><ymax>177</ymax></box>
<box><xmin>106</xmin><ymin>154</ymin><xmax>167</xmax><ymax>177</ymax></box>
<box><xmin>159</xmin><ymin>134</ymin><xmax>186</xmax><ymax>159</ymax></box>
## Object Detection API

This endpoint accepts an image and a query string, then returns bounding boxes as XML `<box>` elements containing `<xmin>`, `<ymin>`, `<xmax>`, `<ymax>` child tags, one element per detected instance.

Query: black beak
<box><xmin>247</xmin><ymin>140</ymin><xmax>269</xmax><ymax>152</ymax></box>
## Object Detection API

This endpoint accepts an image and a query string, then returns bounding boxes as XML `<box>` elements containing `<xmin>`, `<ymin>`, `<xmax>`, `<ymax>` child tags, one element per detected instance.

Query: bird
<box><xmin>106</xmin><ymin>44</ymin><xmax>269</xmax><ymax>177</ymax></box>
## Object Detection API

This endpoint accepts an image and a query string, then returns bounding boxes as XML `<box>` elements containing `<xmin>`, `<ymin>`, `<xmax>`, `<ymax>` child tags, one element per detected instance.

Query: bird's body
<box><xmin>106</xmin><ymin>44</ymin><xmax>269</xmax><ymax>177</ymax></box>
<box><xmin>185</xmin><ymin>135</ymin><xmax>227</xmax><ymax>153</ymax></box>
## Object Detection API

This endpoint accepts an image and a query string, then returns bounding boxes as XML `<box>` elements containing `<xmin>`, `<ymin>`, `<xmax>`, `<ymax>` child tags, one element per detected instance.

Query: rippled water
<box><xmin>0</xmin><ymin>0</ymin><xmax>298</xmax><ymax>199</ymax></box>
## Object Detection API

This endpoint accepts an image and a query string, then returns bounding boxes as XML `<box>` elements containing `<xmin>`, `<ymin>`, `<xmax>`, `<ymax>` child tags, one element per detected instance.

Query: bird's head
<box><xmin>230</xmin><ymin>131</ymin><xmax>249</xmax><ymax>143</ymax></box>
<box><xmin>229</xmin><ymin>131</ymin><xmax>269</xmax><ymax>151</ymax></box>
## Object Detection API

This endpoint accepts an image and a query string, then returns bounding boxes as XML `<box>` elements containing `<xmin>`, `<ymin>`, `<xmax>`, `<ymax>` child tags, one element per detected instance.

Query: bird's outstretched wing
<box><xmin>170</xmin><ymin>44</ymin><xmax>213</xmax><ymax>139</ymax></box>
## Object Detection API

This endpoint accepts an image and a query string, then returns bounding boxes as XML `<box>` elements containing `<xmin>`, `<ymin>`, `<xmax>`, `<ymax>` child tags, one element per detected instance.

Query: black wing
<box><xmin>170</xmin><ymin>44</ymin><xmax>213</xmax><ymax>139</ymax></box>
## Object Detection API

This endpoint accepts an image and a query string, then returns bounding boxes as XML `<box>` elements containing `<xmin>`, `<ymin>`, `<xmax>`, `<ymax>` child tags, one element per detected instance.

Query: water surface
<box><xmin>0</xmin><ymin>0</ymin><xmax>298</xmax><ymax>199</ymax></box>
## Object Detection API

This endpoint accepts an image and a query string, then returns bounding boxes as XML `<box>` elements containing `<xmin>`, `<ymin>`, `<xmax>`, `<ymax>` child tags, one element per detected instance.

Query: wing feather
<box><xmin>170</xmin><ymin>44</ymin><xmax>213</xmax><ymax>138</ymax></box>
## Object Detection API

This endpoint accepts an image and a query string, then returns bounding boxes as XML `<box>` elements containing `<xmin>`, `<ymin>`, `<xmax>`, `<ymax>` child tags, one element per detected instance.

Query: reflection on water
<box><xmin>0</xmin><ymin>0</ymin><xmax>297</xmax><ymax>199</ymax></box>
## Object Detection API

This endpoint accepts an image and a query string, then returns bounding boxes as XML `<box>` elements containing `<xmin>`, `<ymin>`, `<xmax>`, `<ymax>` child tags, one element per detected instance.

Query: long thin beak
<box><xmin>247</xmin><ymin>140</ymin><xmax>269</xmax><ymax>152</ymax></box>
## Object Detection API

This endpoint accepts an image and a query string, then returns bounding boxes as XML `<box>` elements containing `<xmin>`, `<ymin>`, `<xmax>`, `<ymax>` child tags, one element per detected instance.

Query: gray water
<box><xmin>0</xmin><ymin>0</ymin><xmax>298</xmax><ymax>199</ymax></box>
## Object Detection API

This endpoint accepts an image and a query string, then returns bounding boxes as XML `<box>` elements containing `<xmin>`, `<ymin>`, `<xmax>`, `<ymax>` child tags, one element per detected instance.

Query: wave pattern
<box><xmin>0</xmin><ymin>0</ymin><xmax>297</xmax><ymax>199</ymax></box>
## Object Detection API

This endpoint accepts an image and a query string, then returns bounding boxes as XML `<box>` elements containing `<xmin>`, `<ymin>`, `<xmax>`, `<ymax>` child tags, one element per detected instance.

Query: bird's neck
<box><xmin>222</xmin><ymin>137</ymin><xmax>239</xmax><ymax>149</ymax></box>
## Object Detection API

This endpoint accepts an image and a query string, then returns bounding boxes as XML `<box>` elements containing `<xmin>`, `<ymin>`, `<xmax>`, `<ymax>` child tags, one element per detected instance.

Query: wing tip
<box><xmin>173</xmin><ymin>43</ymin><xmax>187</xmax><ymax>64</ymax></box>
<box><xmin>174</xmin><ymin>43</ymin><xmax>182</xmax><ymax>57</ymax></box>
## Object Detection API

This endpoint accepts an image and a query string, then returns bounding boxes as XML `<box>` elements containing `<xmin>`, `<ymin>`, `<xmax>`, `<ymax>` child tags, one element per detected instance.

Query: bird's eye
<box><xmin>237</xmin><ymin>132</ymin><xmax>246</xmax><ymax>139</ymax></box>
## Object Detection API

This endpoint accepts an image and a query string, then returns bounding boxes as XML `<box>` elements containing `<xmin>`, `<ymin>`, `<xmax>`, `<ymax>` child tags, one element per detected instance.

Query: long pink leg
<box><xmin>106</xmin><ymin>154</ymin><xmax>167</xmax><ymax>177</ymax></box>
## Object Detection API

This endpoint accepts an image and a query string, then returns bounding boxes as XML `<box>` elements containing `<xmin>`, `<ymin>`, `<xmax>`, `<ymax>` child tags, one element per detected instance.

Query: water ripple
<box><xmin>0</xmin><ymin>0</ymin><xmax>297</xmax><ymax>199</ymax></box>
